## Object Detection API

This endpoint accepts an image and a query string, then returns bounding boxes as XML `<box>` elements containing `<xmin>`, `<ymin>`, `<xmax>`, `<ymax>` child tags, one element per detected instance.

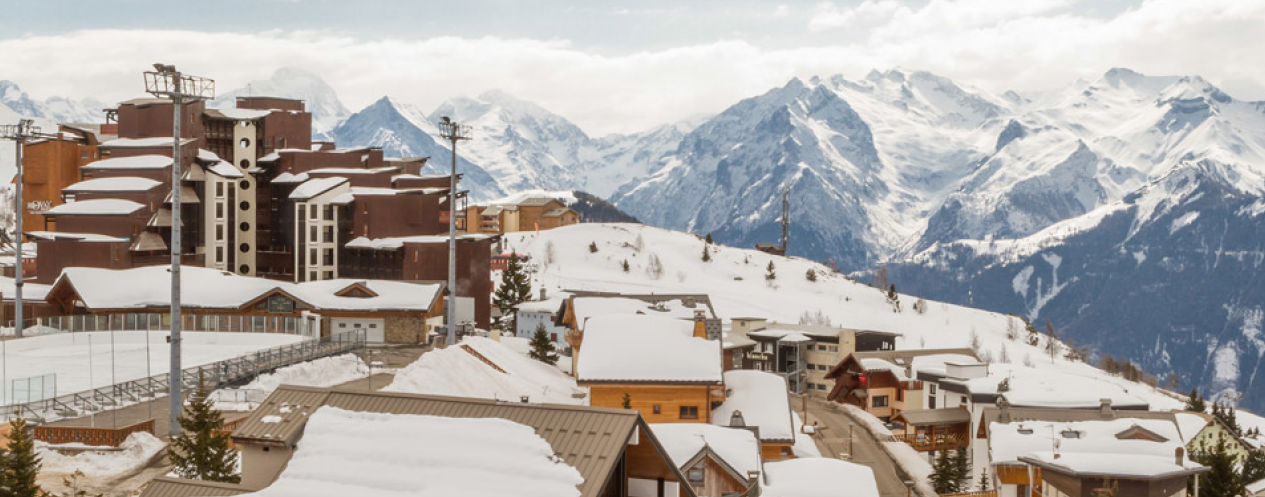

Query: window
<box><xmin>309</xmin><ymin>271</ymin><xmax>317</xmax><ymax>281</ymax></box>
<box><xmin>215</xmin><ymin>182</ymin><xmax>225</xmax><ymax>198</ymax></box>
<box><xmin>324</xmin><ymin>226</ymin><xmax>334</xmax><ymax>243</ymax></box>
<box><xmin>310</xmin><ymin>226</ymin><xmax>318</xmax><ymax>242</ymax></box>
<box><xmin>324</xmin><ymin>205</ymin><xmax>334</xmax><ymax>220</ymax></box>
<box><xmin>896</xmin><ymin>389</ymin><xmax>904</xmax><ymax>402</ymax></box>
<box><xmin>653</xmin><ymin>405</ymin><xmax>661</xmax><ymax>415</ymax></box>
<box><xmin>310</xmin><ymin>205</ymin><xmax>319</xmax><ymax>220</ymax></box>
<box><xmin>310</xmin><ymin>249</ymin><xmax>318</xmax><ymax>265</ymax></box>
<box><xmin>872</xmin><ymin>396</ymin><xmax>889</xmax><ymax>408</ymax></box>
<box><xmin>550</xmin><ymin>333</ymin><xmax>557</xmax><ymax>341</ymax></box>
<box><xmin>215</xmin><ymin>203</ymin><xmax>224</xmax><ymax>220</ymax></box>
<box><xmin>806</xmin><ymin>382</ymin><xmax>816</xmax><ymax>390</ymax></box>
<box><xmin>215</xmin><ymin>247</ymin><xmax>223</xmax><ymax>263</ymax></box>
<box><xmin>369</xmin><ymin>323</ymin><xmax>377</xmax><ymax>329</ymax></box>
<box><xmin>339</xmin><ymin>323</ymin><xmax>346</xmax><ymax>328</ymax></box>
<box><xmin>679</xmin><ymin>406</ymin><xmax>699</xmax><ymax>420</ymax></box>
<box><xmin>929</xmin><ymin>384</ymin><xmax>937</xmax><ymax>395</ymax></box>
<box><xmin>818</xmin><ymin>384</ymin><xmax>828</xmax><ymax>391</ymax></box>
<box><xmin>216</xmin><ymin>225</ymin><xmax>224</xmax><ymax>241</ymax></box>
<box><xmin>732</xmin><ymin>352</ymin><xmax>742</xmax><ymax>369</ymax></box>
<box><xmin>687</xmin><ymin>468</ymin><xmax>704</xmax><ymax>487</ymax></box>
<box><xmin>828</xmin><ymin>345</ymin><xmax>839</xmax><ymax>352</ymax></box>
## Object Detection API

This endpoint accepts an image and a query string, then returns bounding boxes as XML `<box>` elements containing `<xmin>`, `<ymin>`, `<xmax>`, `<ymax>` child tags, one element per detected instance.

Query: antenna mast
<box><xmin>780</xmin><ymin>186</ymin><xmax>790</xmax><ymax>254</ymax></box>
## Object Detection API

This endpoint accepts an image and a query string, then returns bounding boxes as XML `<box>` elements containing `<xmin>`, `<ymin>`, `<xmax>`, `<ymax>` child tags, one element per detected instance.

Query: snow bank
<box><xmin>792</xmin><ymin>412</ymin><xmax>823</xmax><ymax>458</ymax></box>
<box><xmin>210</xmin><ymin>354</ymin><xmax>369</xmax><ymax>411</ymax></box>
<box><xmin>250</xmin><ymin>407</ymin><xmax>584</xmax><ymax>497</ymax></box>
<box><xmin>37</xmin><ymin>432</ymin><xmax>165</xmax><ymax>479</ymax></box>
<box><xmin>384</xmin><ymin>337</ymin><xmax>586</xmax><ymax>404</ymax></box>
<box><xmin>840</xmin><ymin>404</ymin><xmax>935</xmax><ymax>495</ymax></box>
<box><xmin>712</xmin><ymin>370</ymin><xmax>794</xmax><ymax>441</ymax></box>
<box><xmin>762</xmin><ymin>458</ymin><xmax>879</xmax><ymax>497</ymax></box>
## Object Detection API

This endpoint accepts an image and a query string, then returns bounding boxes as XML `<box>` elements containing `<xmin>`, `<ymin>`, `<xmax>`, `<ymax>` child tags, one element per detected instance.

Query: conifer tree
<box><xmin>765</xmin><ymin>261</ymin><xmax>776</xmax><ymax>280</ymax></box>
<box><xmin>529</xmin><ymin>323</ymin><xmax>559</xmax><ymax>365</ymax></box>
<box><xmin>492</xmin><ymin>253</ymin><xmax>532</xmax><ymax>330</ymax></box>
<box><xmin>705</xmin><ymin>233</ymin><xmax>713</xmax><ymax>245</ymax></box>
<box><xmin>978</xmin><ymin>467</ymin><xmax>990</xmax><ymax>491</ymax></box>
<box><xmin>7</xmin><ymin>418</ymin><xmax>40</xmax><ymax>497</ymax></box>
<box><xmin>1187</xmin><ymin>388</ymin><xmax>1207</xmax><ymax>412</ymax></box>
<box><xmin>621</xmin><ymin>392</ymin><xmax>632</xmax><ymax>410</ymax></box>
<box><xmin>1193</xmin><ymin>435</ymin><xmax>1242</xmax><ymax>497</ymax></box>
<box><xmin>1241</xmin><ymin>449</ymin><xmax>1265</xmax><ymax>485</ymax></box>
<box><xmin>702</xmin><ymin>245</ymin><xmax>711</xmax><ymax>262</ymax></box>
<box><xmin>805</xmin><ymin>269</ymin><xmax>817</xmax><ymax>282</ymax></box>
<box><xmin>951</xmin><ymin>448</ymin><xmax>971</xmax><ymax>492</ymax></box>
<box><xmin>588</xmin><ymin>241</ymin><xmax>598</xmax><ymax>253</ymax></box>
<box><xmin>621</xmin><ymin>259</ymin><xmax>630</xmax><ymax>272</ymax></box>
<box><xmin>169</xmin><ymin>386</ymin><xmax>241</xmax><ymax>483</ymax></box>
<box><xmin>930</xmin><ymin>450</ymin><xmax>958</xmax><ymax>493</ymax></box>
<box><xmin>886</xmin><ymin>284</ymin><xmax>901</xmax><ymax>312</ymax></box>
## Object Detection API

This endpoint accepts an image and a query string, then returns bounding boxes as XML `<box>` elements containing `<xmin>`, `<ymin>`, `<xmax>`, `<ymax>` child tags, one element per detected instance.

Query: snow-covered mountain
<box><xmin>0</xmin><ymin>81</ymin><xmax>104</xmax><ymax>125</ymax></box>
<box><xmin>211</xmin><ymin>68</ymin><xmax>350</xmax><ymax>140</ymax></box>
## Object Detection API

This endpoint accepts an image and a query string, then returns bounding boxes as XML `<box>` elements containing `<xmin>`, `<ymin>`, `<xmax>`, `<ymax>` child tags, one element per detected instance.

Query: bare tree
<box><xmin>873</xmin><ymin>266</ymin><xmax>890</xmax><ymax>290</ymax></box>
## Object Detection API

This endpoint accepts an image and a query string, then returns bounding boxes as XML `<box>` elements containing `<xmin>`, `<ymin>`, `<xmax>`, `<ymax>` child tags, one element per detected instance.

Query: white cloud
<box><xmin>0</xmin><ymin>0</ymin><xmax>1263</xmax><ymax>136</ymax></box>
<box><xmin>774</xmin><ymin>5</ymin><xmax>791</xmax><ymax>17</ymax></box>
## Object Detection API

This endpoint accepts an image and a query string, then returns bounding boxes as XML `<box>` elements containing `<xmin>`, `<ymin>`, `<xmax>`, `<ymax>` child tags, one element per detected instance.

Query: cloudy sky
<box><xmin>1</xmin><ymin>0</ymin><xmax>1263</xmax><ymax>135</ymax></box>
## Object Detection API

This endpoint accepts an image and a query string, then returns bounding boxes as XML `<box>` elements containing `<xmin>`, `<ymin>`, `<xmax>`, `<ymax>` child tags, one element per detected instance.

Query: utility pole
<box><xmin>143</xmin><ymin>63</ymin><xmax>214</xmax><ymax>436</ymax></box>
<box><xmin>0</xmin><ymin>119</ymin><xmax>56</xmax><ymax>339</ymax></box>
<box><xmin>780</xmin><ymin>186</ymin><xmax>790</xmax><ymax>255</ymax></box>
<box><xmin>437</xmin><ymin>116</ymin><xmax>470</xmax><ymax>347</ymax></box>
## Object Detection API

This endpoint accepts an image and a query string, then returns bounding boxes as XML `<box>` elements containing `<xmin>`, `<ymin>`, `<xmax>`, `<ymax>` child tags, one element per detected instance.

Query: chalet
<box><xmin>728</xmin><ymin>318</ymin><xmax>898</xmax><ymax>396</ymax></box>
<box><xmin>576</xmin><ymin>314</ymin><xmax>724</xmax><ymax>424</ymax></box>
<box><xmin>178</xmin><ymin>385</ymin><xmax>699</xmax><ymax>497</ymax></box>
<box><xmin>560</xmin><ymin>292</ymin><xmax>719</xmax><ymax>375</ymax></box>
<box><xmin>824</xmin><ymin>348</ymin><xmax>978</xmax><ymax>421</ymax></box>
<box><xmin>513</xmin><ymin>289</ymin><xmax>570</xmax><ymax>354</ymax></box>
<box><xmin>466</xmin><ymin>195</ymin><xmax>580</xmax><ymax>235</ymax></box>
<box><xmin>1175</xmin><ymin>411</ymin><xmax>1256</xmax><ymax>465</ymax></box>
<box><xmin>41</xmin><ymin>265</ymin><xmax>445</xmax><ymax>343</ymax></box>
<box><xmin>712</xmin><ymin>370</ymin><xmax>798</xmax><ymax>461</ymax></box>
<box><xmin>650</xmin><ymin>423</ymin><xmax>762</xmax><ymax>497</ymax></box>
<box><xmin>988</xmin><ymin>416</ymin><xmax>1207</xmax><ymax>497</ymax></box>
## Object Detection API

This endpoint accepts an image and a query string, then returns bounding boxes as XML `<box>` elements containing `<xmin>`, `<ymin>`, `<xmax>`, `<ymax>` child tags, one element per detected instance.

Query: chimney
<box><xmin>520</xmin><ymin>395</ymin><xmax>530</xmax><ymax>403</ymax></box>
<box><xmin>1099</xmin><ymin>398</ymin><xmax>1114</xmax><ymax>418</ymax></box>
<box><xmin>730</xmin><ymin>410</ymin><xmax>746</xmax><ymax>428</ymax></box>
<box><xmin>1176</xmin><ymin>447</ymin><xmax>1185</xmax><ymax>466</ymax></box>
<box><xmin>693</xmin><ymin>309</ymin><xmax>708</xmax><ymax>339</ymax></box>
<box><xmin>746</xmin><ymin>471</ymin><xmax>762</xmax><ymax>497</ymax></box>
<box><xmin>540</xmin><ymin>287</ymin><xmax>547</xmax><ymax>301</ymax></box>
<box><xmin>998</xmin><ymin>399</ymin><xmax>1011</xmax><ymax>424</ymax></box>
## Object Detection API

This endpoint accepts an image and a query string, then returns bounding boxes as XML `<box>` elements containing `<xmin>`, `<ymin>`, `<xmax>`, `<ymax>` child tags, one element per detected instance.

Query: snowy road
<box><xmin>803</xmin><ymin>397</ymin><xmax>918</xmax><ymax>497</ymax></box>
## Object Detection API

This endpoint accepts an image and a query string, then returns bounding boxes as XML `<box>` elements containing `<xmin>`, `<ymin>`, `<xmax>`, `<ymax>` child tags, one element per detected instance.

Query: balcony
<box><xmin>891</xmin><ymin>431</ymin><xmax>969</xmax><ymax>452</ymax></box>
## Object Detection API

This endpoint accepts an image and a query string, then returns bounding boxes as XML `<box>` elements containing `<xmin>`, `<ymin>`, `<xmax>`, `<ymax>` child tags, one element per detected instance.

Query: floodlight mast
<box><xmin>0</xmin><ymin>119</ymin><xmax>55</xmax><ymax>341</ymax></box>
<box><xmin>143</xmin><ymin>63</ymin><xmax>213</xmax><ymax>437</ymax></box>
<box><xmin>437</xmin><ymin>117</ymin><xmax>471</xmax><ymax>347</ymax></box>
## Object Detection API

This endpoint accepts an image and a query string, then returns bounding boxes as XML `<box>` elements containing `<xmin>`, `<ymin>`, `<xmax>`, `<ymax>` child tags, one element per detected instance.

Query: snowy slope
<box><xmin>502</xmin><ymin>223</ymin><xmax>1186</xmax><ymax>412</ymax></box>
<box><xmin>211</xmin><ymin>68</ymin><xmax>350</xmax><ymax>140</ymax></box>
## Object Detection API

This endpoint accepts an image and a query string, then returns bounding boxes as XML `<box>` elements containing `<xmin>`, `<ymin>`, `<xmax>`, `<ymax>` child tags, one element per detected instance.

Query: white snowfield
<box><xmin>761</xmin><ymin>458</ymin><xmax>880</xmax><ymax>497</ymax></box>
<box><xmin>0</xmin><ymin>331</ymin><xmax>305</xmax><ymax>404</ymax></box>
<box><xmin>37</xmin><ymin>432</ymin><xmax>166</xmax><ymax>480</ymax></box>
<box><xmin>576</xmin><ymin>314</ymin><xmax>721</xmax><ymax>383</ymax></box>
<box><xmin>385</xmin><ymin>336</ymin><xmax>586</xmax><ymax>404</ymax></box>
<box><xmin>503</xmin><ymin>224</ymin><xmax>1189</xmax><ymax>410</ymax></box>
<box><xmin>249</xmin><ymin>407</ymin><xmax>584</xmax><ymax>497</ymax></box>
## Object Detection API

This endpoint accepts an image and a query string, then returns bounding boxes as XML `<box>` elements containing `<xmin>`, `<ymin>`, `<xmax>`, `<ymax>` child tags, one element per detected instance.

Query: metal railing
<box><xmin>0</xmin><ymin>329</ymin><xmax>365</xmax><ymax>423</ymax></box>
<box><xmin>892</xmin><ymin>431</ymin><xmax>969</xmax><ymax>451</ymax></box>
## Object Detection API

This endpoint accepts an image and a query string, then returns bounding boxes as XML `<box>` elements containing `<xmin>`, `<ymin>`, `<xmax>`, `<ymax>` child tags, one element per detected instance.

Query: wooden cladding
<box><xmin>33</xmin><ymin>418</ymin><xmax>155</xmax><ymax>447</ymax></box>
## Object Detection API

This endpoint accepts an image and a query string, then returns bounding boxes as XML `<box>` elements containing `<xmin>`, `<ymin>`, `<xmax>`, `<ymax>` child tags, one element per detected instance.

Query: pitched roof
<box><xmin>231</xmin><ymin>386</ymin><xmax>673</xmax><ymax>497</ymax></box>
<box><xmin>138</xmin><ymin>477</ymin><xmax>249</xmax><ymax>497</ymax></box>
<box><xmin>892</xmin><ymin>407</ymin><xmax>972</xmax><ymax>426</ymax></box>
<box><xmin>63</xmin><ymin>176</ymin><xmax>161</xmax><ymax>193</ymax></box>
<box><xmin>44</xmin><ymin>199</ymin><xmax>144</xmax><ymax>216</ymax></box>
<box><xmin>977</xmin><ymin>405</ymin><xmax>1178</xmax><ymax>439</ymax></box>
<box><xmin>80</xmin><ymin>154</ymin><xmax>172</xmax><ymax>170</ymax></box>
<box><xmin>712</xmin><ymin>370</ymin><xmax>796</xmax><ymax>442</ymax></box>
<box><xmin>576</xmin><ymin>314</ymin><xmax>722</xmax><ymax>384</ymax></box>
<box><xmin>288</xmin><ymin>177</ymin><xmax>348</xmax><ymax>200</ymax></box>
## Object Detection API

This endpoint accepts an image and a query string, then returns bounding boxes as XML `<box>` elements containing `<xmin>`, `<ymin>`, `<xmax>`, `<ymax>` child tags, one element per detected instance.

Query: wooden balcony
<box><xmin>941</xmin><ymin>492</ymin><xmax>997</xmax><ymax>497</ymax></box>
<box><xmin>891</xmin><ymin>431</ymin><xmax>968</xmax><ymax>451</ymax></box>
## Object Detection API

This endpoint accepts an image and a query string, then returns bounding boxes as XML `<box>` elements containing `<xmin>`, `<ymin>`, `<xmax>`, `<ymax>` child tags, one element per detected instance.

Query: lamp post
<box><xmin>143</xmin><ymin>63</ymin><xmax>214</xmax><ymax>436</ymax></box>
<box><xmin>437</xmin><ymin>116</ymin><xmax>471</xmax><ymax>347</ymax></box>
<box><xmin>0</xmin><ymin>119</ymin><xmax>56</xmax><ymax>339</ymax></box>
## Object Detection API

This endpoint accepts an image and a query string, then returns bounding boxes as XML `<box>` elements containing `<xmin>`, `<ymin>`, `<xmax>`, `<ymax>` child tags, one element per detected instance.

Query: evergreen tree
<box><xmin>492</xmin><ymin>253</ymin><xmax>532</xmax><ymax>330</ymax></box>
<box><xmin>929</xmin><ymin>449</ymin><xmax>956</xmax><ymax>494</ymax></box>
<box><xmin>950</xmin><ymin>448</ymin><xmax>971</xmax><ymax>492</ymax></box>
<box><xmin>705</xmin><ymin>233</ymin><xmax>713</xmax><ymax>245</ymax></box>
<box><xmin>765</xmin><ymin>261</ymin><xmax>776</xmax><ymax>280</ymax></box>
<box><xmin>886</xmin><ymin>284</ymin><xmax>901</xmax><ymax>312</ymax></box>
<box><xmin>1192</xmin><ymin>435</ymin><xmax>1242</xmax><ymax>497</ymax></box>
<box><xmin>702</xmin><ymin>245</ymin><xmax>711</xmax><ymax>262</ymax></box>
<box><xmin>805</xmin><ymin>269</ymin><xmax>817</xmax><ymax>282</ymax></box>
<box><xmin>169</xmin><ymin>386</ymin><xmax>241</xmax><ymax>483</ymax></box>
<box><xmin>1241</xmin><ymin>449</ymin><xmax>1265</xmax><ymax>485</ymax></box>
<box><xmin>978</xmin><ymin>467</ymin><xmax>990</xmax><ymax>491</ymax></box>
<box><xmin>528</xmin><ymin>323</ymin><xmax>559</xmax><ymax>365</ymax></box>
<box><xmin>621</xmin><ymin>259</ymin><xmax>630</xmax><ymax>272</ymax></box>
<box><xmin>588</xmin><ymin>241</ymin><xmax>598</xmax><ymax>253</ymax></box>
<box><xmin>6</xmin><ymin>418</ymin><xmax>40</xmax><ymax>497</ymax></box>
<box><xmin>621</xmin><ymin>392</ymin><xmax>632</xmax><ymax>410</ymax></box>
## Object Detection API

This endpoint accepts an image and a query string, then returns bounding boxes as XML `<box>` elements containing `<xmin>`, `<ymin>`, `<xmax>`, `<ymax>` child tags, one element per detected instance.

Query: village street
<box><xmin>799</xmin><ymin>395</ymin><xmax>917</xmax><ymax>497</ymax></box>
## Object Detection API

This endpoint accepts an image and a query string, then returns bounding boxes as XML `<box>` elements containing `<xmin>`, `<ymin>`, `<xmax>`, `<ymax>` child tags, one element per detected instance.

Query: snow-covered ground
<box><xmin>209</xmin><ymin>354</ymin><xmax>369</xmax><ymax>411</ymax></box>
<box><xmin>503</xmin><ymin>224</ymin><xmax>1187</xmax><ymax>412</ymax></box>
<box><xmin>0</xmin><ymin>331</ymin><xmax>306</xmax><ymax>404</ymax></box>
<box><xmin>37</xmin><ymin>432</ymin><xmax>166</xmax><ymax>481</ymax></box>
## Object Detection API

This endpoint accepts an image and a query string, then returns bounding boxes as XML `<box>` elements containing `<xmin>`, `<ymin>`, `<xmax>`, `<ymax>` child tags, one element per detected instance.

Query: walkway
<box><xmin>799</xmin><ymin>395</ymin><xmax>916</xmax><ymax>497</ymax></box>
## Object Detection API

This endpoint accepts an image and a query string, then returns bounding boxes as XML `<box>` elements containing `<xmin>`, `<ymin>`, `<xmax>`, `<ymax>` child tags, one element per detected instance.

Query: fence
<box><xmin>0</xmin><ymin>329</ymin><xmax>365</xmax><ymax>424</ymax></box>
<box><xmin>7</xmin><ymin>313</ymin><xmax>312</xmax><ymax>337</ymax></box>
<box><xmin>33</xmin><ymin>419</ymin><xmax>155</xmax><ymax>447</ymax></box>
<box><xmin>9</xmin><ymin>373</ymin><xmax>56</xmax><ymax>405</ymax></box>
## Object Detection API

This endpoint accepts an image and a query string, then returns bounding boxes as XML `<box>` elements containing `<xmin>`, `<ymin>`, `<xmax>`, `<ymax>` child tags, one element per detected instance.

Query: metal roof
<box><xmin>977</xmin><ymin>405</ymin><xmax>1177</xmax><ymax>439</ymax></box>
<box><xmin>891</xmin><ymin>407</ymin><xmax>972</xmax><ymax>426</ymax></box>
<box><xmin>138</xmin><ymin>477</ymin><xmax>249</xmax><ymax>497</ymax></box>
<box><xmin>232</xmin><ymin>386</ymin><xmax>656</xmax><ymax>497</ymax></box>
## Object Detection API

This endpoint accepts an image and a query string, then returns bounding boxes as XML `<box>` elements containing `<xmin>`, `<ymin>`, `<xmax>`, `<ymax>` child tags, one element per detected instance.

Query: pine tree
<box><xmin>621</xmin><ymin>259</ymin><xmax>630</xmax><ymax>272</ymax></box>
<box><xmin>702</xmin><ymin>245</ymin><xmax>711</xmax><ymax>262</ymax></box>
<box><xmin>1025</xmin><ymin>319</ymin><xmax>1040</xmax><ymax>346</ymax></box>
<box><xmin>1193</xmin><ymin>435</ymin><xmax>1242</xmax><ymax>497</ymax></box>
<box><xmin>765</xmin><ymin>261</ymin><xmax>776</xmax><ymax>280</ymax></box>
<box><xmin>492</xmin><ymin>252</ymin><xmax>532</xmax><ymax>330</ymax></box>
<box><xmin>6</xmin><ymin>418</ymin><xmax>40</xmax><ymax>497</ymax></box>
<box><xmin>588</xmin><ymin>241</ymin><xmax>598</xmax><ymax>253</ymax></box>
<box><xmin>528</xmin><ymin>323</ymin><xmax>559</xmax><ymax>365</ymax></box>
<box><xmin>805</xmin><ymin>269</ymin><xmax>817</xmax><ymax>282</ymax></box>
<box><xmin>1187</xmin><ymin>388</ymin><xmax>1207</xmax><ymax>412</ymax></box>
<box><xmin>978</xmin><ymin>467</ymin><xmax>991</xmax><ymax>491</ymax></box>
<box><xmin>930</xmin><ymin>450</ymin><xmax>956</xmax><ymax>493</ymax></box>
<box><xmin>621</xmin><ymin>392</ymin><xmax>632</xmax><ymax>410</ymax></box>
<box><xmin>951</xmin><ymin>448</ymin><xmax>971</xmax><ymax>492</ymax></box>
<box><xmin>169</xmin><ymin>386</ymin><xmax>241</xmax><ymax>483</ymax></box>
<box><xmin>705</xmin><ymin>233</ymin><xmax>713</xmax><ymax>245</ymax></box>
<box><xmin>1241</xmin><ymin>449</ymin><xmax>1265</xmax><ymax>485</ymax></box>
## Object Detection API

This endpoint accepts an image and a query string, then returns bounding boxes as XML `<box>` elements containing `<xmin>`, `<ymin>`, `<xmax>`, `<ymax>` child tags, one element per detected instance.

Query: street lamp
<box><xmin>143</xmin><ymin>63</ymin><xmax>214</xmax><ymax>437</ymax></box>
<box><xmin>0</xmin><ymin>119</ymin><xmax>56</xmax><ymax>339</ymax></box>
<box><xmin>437</xmin><ymin>116</ymin><xmax>471</xmax><ymax>347</ymax></box>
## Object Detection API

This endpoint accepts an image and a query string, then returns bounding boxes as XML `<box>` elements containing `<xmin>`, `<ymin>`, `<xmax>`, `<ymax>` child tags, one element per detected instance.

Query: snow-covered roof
<box><xmin>306</xmin><ymin>167</ymin><xmax>396</xmax><ymax>175</ymax></box>
<box><xmin>214</xmin><ymin>108</ymin><xmax>272</xmax><ymax>120</ymax></box>
<box><xmin>571</xmin><ymin>296</ymin><xmax>712</xmax><ymax>328</ymax></box>
<box><xmin>197</xmin><ymin>149</ymin><xmax>221</xmax><ymax>162</ymax></box>
<box><xmin>27</xmin><ymin>231</ymin><xmax>129</xmax><ymax>243</ymax></box>
<box><xmin>712</xmin><ymin>370</ymin><xmax>796</xmax><ymax>442</ymax></box>
<box><xmin>384</xmin><ymin>336</ymin><xmax>587</xmax><ymax>404</ymax></box>
<box><xmin>79</xmin><ymin>155</ymin><xmax>172</xmax><ymax>170</ymax></box>
<box><xmin>761</xmin><ymin>458</ymin><xmax>880</xmax><ymax>497</ymax></box>
<box><xmin>45</xmin><ymin>199</ymin><xmax>144</xmax><ymax>216</ymax></box>
<box><xmin>272</xmin><ymin>172</ymin><xmax>310</xmax><ymax>183</ymax></box>
<box><xmin>516</xmin><ymin>297</ymin><xmax>567</xmax><ymax>313</ymax></box>
<box><xmin>289</xmin><ymin>177</ymin><xmax>348</xmax><ymax>200</ymax></box>
<box><xmin>0</xmin><ymin>275</ymin><xmax>51</xmax><ymax>302</ymax></box>
<box><xmin>576</xmin><ymin>314</ymin><xmax>721</xmax><ymax>383</ymax></box>
<box><xmin>650</xmin><ymin>423</ymin><xmax>761</xmax><ymax>477</ymax></box>
<box><xmin>953</xmin><ymin>363</ymin><xmax>1151</xmax><ymax>409</ymax></box>
<box><xmin>1020</xmin><ymin>451</ymin><xmax>1204</xmax><ymax>479</ymax></box>
<box><xmin>99</xmin><ymin>137</ymin><xmax>195</xmax><ymax>148</ymax></box>
<box><xmin>344</xmin><ymin>234</ymin><xmax>494</xmax><ymax>250</ymax></box>
<box><xmin>245</xmin><ymin>407</ymin><xmax>585</xmax><ymax>497</ymax></box>
<box><xmin>1175</xmin><ymin>412</ymin><xmax>1213</xmax><ymax>445</ymax></box>
<box><xmin>62</xmin><ymin>176</ymin><xmax>160</xmax><ymax>193</ymax></box>
<box><xmin>291</xmin><ymin>279</ymin><xmax>442</xmax><ymax>312</ymax></box>
<box><xmin>849</xmin><ymin>349</ymin><xmax>979</xmax><ymax>382</ymax></box>
<box><xmin>989</xmin><ymin>418</ymin><xmax>1200</xmax><ymax>477</ymax></box>
<box><xmin>206</xmin><ymin>161</ymin><xmax>245</xmax><ymax>179</ymax></box>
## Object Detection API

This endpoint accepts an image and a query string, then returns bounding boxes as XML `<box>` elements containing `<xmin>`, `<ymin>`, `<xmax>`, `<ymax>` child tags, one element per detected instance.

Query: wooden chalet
<box><xmin>651</xmin><ymin>423</ymin><xmax>761</xmax><ymax>497</ymax></box>
<box><xmin>889</xmin><ymin>407</ymin><xmax>971</xmax><ymax>452</ymax></box>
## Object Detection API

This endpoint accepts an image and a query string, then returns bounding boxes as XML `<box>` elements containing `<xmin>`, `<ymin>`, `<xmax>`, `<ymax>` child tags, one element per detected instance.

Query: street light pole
<box><xmin>0</xmin><ymin>120</ymin><xmax>55</xmax><ymax>339</ymax></box>
<box><xmin>143</xmin><ymin>63</ymin><xmax>213</xmax><ymax>437</ymax></box>
<box><xmin>437</xmin><ymin>117</ymin><xmax>470</xmax><ymax>347</ymax></box>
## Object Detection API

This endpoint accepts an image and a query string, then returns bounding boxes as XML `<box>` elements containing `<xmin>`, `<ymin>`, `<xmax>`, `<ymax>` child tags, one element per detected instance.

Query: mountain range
<box><xmin>4</xmin><ymin>66</ymin><xmax>1265</xmax><ymax>410</ymax></box>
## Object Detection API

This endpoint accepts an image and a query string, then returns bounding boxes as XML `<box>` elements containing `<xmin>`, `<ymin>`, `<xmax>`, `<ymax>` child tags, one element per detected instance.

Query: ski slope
<box><xmin>503</xmin><ymin>224</ymin><xmax>1186</xmax><ymax>412</ymax></box>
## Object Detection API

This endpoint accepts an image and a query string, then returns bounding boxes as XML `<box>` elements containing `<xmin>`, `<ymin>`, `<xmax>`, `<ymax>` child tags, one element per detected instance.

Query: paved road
<box><xmin>798</xmin><ymin>396</ymin><xmax>914</xmax><ymax>497</ymax></box>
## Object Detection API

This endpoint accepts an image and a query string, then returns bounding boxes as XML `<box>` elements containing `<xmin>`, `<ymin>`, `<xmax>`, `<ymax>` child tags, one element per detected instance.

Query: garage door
<box><xmin>332</xmin><ymin>318</ymin><xmax>385</xmax><ymax>343</ymax></box>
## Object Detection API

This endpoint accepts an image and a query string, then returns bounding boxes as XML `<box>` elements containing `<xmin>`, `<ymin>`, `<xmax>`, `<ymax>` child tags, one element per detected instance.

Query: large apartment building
<box><xmin>16</xmin><ymin>70</ymin><xmax>495</xmax><ymax>328</ymax></box>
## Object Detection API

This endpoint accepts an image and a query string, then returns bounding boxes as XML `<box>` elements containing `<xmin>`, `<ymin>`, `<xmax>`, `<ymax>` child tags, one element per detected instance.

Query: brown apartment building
<box><xmin>466</xmin><ymin>195</ymin><xmax>580</xmax><ymax>234</ymax></box>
